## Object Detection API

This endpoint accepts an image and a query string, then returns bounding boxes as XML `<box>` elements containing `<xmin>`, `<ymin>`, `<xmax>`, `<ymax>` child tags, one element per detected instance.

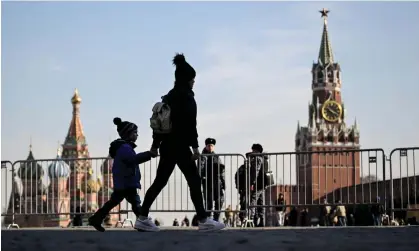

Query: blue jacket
<box><xmin>109</xmin><ymin>139</ymin><xmax>152</xmax><ymax>190</ymax></box>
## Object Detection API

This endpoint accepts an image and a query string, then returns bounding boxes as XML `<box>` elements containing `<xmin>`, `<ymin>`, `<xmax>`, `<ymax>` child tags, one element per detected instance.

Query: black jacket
<box><xmin>276</xmin><ymin>198</ymin><xmax>286</xmax><ymax>212</ymax></box>
<box><xmin>200</xmin><ymin>149</ymin><xmax>225</xmax><ymax>189</ymax></box>
<box><xmin>152</xmin><ymin>85</ymin><xmax>199</xmax><ymax>149</ymax></box>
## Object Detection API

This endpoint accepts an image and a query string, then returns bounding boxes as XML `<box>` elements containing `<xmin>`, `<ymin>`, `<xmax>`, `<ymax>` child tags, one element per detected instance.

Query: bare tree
<box><xmin>361</xmin><ymin>175</ymin><xmax>378</xmax><ymax>184</ymax></box>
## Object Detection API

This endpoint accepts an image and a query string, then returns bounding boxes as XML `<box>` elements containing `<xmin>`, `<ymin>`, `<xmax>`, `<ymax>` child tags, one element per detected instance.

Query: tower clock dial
<box><xmin>321</xmin><ymin>100</ymin><xmax>343</xmax><ymax>122</ymax></box>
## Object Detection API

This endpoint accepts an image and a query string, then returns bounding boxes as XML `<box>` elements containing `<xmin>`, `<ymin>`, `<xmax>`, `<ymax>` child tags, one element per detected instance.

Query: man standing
<box><xmin>235</xmin><ymin>161</ymin><xmax>247</xmax><ymax>224</ymax></box>
<box><xmin>247</xmin><ymin>143</ymin><xmax>267</xmax><ymax>227</ymax></box>
<box><xmin>200</xmin><ymin>138</ymin><xmax>225</xmax><ymax>222</ymax></box>
<box><xmin>134</xmin><ymin>53</ymin><xmax>224</xmax><ymax>232</ymax></box>
<box><xmin>371</xmin><ymin>196</ymin><xmax>384</xmax><ymax>226</ymax></box>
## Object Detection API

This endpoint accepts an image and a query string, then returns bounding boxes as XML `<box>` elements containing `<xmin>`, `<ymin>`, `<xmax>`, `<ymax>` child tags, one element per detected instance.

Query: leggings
<box><xmin>140</xmin><ymin>141</ymin><xmax>207</xmax><ymax>220</ymax></box>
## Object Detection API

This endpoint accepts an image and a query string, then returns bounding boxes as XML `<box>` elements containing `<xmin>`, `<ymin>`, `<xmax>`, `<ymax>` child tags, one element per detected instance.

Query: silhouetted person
<box><xmin>276</xmin><ymin>193</ymin><xmax>286</xmax><ymax>226</ymax></box>
<box><xmin>289</xmin><ymin>207</ymin><xmax>300</xmax><ymax>226</ymax></box>
<box><xmin>200</xmin><ymin>138</ymin><xmax>225</xmax><ymax>221</ymax></box>
<box><xmin>320</xmin><ymin>199</ymin><xmax>332</xmax><ymax>226</ymax></box>
<box><xmin>88</xmin><ymin>118</ymin><xmax>155</xmax><ymax>232</ymax></box>
<box><xmin>181</xmin><ymin>216</ymin><xmax>190</xmax><ymax>227</ymax></box>
<box><xmin>371</xmin><ymin>197</ymin><xmax>384</xmax><ymax>226</ymax></box>
<box><xmin>135</xmin><ymin>54</ymin><xmax>224</xmax><ymax>232</ymax></box>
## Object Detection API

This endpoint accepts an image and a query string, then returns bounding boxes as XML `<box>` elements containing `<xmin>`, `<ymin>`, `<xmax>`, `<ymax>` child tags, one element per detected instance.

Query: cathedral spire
<box><xmin>27</xmin><ymin>137</ymin><xmax>35</xmax><ymax>160</ymax></box>
<box><xmin>62</xmin><ymin>88</ymin><xmax>89</xmax><ymax>161</ymax></box>
<box><xmin>65</xmin><ymin>88</ymin><xmax>85</xmax><ymax>142</ymax></box>
<box><xmin>318</xmin><ymin>8</ymin><xmax>334</xmax><ymax>66</ymax></box>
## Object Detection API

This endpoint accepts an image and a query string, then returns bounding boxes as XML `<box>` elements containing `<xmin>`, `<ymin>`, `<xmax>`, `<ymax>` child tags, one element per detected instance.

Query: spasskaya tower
<box><xmin>295</xmin><ymin>9</ymin><xmax>361</xmax><ymax>204</ymax></box>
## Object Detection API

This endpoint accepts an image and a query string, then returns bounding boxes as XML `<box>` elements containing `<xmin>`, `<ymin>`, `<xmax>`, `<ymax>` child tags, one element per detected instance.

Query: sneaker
<box><xmin>88</xmin><ymin>216</ymin><xmax>105</xmax><ymax>232</ymax></box>
<box><xmin>134</xmin><ymin>216</ymin><xmax>160</xmax><ymax>232</ymax></box>
<box><xmin>198</xmin><ymin>218</ymin><xmax>225</xmax><ymax>232</ymax></box>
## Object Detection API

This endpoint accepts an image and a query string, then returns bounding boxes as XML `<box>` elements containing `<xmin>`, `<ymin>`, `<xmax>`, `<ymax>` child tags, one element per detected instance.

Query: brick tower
<box><xmin>61</xmin><ymin>89</ymin><xmax>92</xmax><ymax>212</ymax></box>
<box><xmin>295</xmin><ymin>9</ymin><xmax>361</xmax><ymax>206</ymax></box>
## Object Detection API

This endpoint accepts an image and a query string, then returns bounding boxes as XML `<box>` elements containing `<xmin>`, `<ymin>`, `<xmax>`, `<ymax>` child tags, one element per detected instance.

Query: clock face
<box><xmin>321</xmin><ymin>101</ymin><xmax>342</xmax><ymax>122</ymax></box>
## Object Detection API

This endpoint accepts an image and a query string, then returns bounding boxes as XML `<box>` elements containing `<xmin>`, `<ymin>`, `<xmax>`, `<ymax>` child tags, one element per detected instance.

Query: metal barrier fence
<box><xmin>389</xmin><ymin>147</ymin><xmax>419</xmax><ymax>216</ymax></box>
<box><xmin>198</xmin><ymin>153</ymin><xmax>247</xmax><ymax>225</ymax></box>
<box><xmin>1</xmin><ymin>157</ymin><xmax>121</xmax><ymax>228</ymax></box>
<box><xmin>1</xmin><ymin>147</ymin><xmax>418</xmax><ymax>228</ymax></box>
<box><xmin>245</xmin><ymin>149</ymin><xmax>387</xmax><ymax>227</ymax></box>
<box><xmin>1</xmin><ymin>161</ymin><xmax>15</xmax><ymax>228</ymax></box>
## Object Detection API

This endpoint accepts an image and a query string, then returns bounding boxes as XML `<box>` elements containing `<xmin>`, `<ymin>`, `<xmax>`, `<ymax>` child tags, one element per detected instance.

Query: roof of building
<box><xmin>48</xmin><ymin>148</ymin><xmax>71</xmax><ymax>179</ymax></box>
<box><xmin>17</xmin><ymin>144</ymin><xmax>44</xmax><ymax>180</ymax></box>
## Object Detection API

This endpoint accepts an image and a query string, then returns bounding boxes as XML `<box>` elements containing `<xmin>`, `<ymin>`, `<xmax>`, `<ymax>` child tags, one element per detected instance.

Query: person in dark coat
<box><xmin>88</xmin><ymin>118</ymin><xmax>156</xmax><ymax>232</ymax></box>
<box><xmin>181</xmin><ymin>215</ymin><xmax>190</xmax><ymax>227</ymax></box>
<box><xmin>371</xmin><ymin>196</ymin><xmax>384</xmax><ymax>226</ymax></box>
<box><xmin>200</xmin><ymin>138</ymin><xmax>225</xmax><ymax>221</ymax></box>
<box><xmin>235</xmin><ymin>162</ymin><xmax>247</xmax><ymax>223</ymax></box>
<box><xmin>289</xmin><ymin>206</ymin><xmax>300</xmax><ymax>226</ymax></box>
<box><xmin>248</xmin><ymin>144</ymin><xmax>267</xmax><ymax>227</ymax></box>
<box><xmin>135</xmin><ymin>53</ymin><xmax>225</xmax><ymax>232</ymax></box>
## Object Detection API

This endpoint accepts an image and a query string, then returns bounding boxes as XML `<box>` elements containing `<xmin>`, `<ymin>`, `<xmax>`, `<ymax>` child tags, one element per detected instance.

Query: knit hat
<box><xmin>113</xmin><ymin>117</ymin><xmax>138</xmax><ymax>139</ymax></box>
<box><xmin>205</xmin><ymin>138</ymin><xmax>216</xmax><ymax>146</ymax></box>
<box><xmin>173</xmin><ymin>53</ymin><xmax>196</xmax><ymax>84</ymax></box>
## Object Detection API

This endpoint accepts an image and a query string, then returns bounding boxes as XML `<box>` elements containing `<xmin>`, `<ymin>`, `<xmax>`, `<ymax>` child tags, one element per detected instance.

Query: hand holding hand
<box><xmin>150</xmin><ymin>148</ymin><xmax>158</xmax><ymax>158</ymax></box>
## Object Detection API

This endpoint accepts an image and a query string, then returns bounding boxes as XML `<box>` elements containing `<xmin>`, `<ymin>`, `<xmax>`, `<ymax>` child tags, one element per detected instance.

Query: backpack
<box><xmin>150</xmin><ymin>97</ymin><xmax>172</xmax><ymax>134</ymax></box>
<box><xmin>257</xmin><ymin>158</ymin><xmax>275</xmax><ymax>188</ymax></box>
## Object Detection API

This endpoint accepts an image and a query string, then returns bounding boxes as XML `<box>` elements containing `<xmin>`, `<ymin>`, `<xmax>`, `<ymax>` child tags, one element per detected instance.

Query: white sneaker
<box><xmin>134</xmin><ymin>216</ymin><xmax>160</xmax><ymax>232</ymax></box>
<box><xmin>198</xmin><ymin>218</ymin><xmax>225</xmax><ymax>232</ymax></box>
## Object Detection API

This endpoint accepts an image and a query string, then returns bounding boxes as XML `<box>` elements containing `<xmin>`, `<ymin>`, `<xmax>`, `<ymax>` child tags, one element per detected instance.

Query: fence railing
<box><xmin>1</xmin><ymin>147</ymin><xmax>418</xmax><ymax>228</ymax></box>
<box><xmin>389</xmin><ymin>147</ymin><xmax>419</xmax><ymax>217</ymax></box>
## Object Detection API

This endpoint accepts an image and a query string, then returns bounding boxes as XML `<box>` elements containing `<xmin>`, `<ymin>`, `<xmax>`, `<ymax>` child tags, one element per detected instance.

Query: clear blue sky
<box><xmin>1</xmin><ymin>1</ymin><xmax>419</xmax><ymax>223</ymax></box>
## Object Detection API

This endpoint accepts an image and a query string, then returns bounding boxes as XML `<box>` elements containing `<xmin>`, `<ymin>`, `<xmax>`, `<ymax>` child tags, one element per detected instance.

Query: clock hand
<box><xmin>327</xmin><ymin>108</ymin><xmax>339</xmax><ymax>116</ymax></box>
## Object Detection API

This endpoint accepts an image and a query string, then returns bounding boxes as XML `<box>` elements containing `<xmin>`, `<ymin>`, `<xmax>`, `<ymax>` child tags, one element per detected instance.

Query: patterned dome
<box><xmin>48</xmin><ymin>148</ymin><xmax>70</xmax><ymax>179</ymax></box>
<box><xmin>82</xmin><ymin>178</ymin><xmax>102</xmax><ymax>193</ymax></box>
<box><xmin>18</xmin><ymin>148</ymin><xmax>44</xmax><ymax>180</ymax></box>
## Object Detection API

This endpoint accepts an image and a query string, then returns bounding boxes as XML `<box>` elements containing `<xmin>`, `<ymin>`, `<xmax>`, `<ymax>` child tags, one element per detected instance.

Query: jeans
<box><xmin>277</xmin><ymin>211</ymin><xmax>285</xmax><ymax>226</ymax></box>
<box><xmin>338</xmin><ymin>216</ymin><xmax>347</xmax><ymax>226</ymax></box>
<box><xmin>373</xmin><ymin>214</ymin><xmax>382</xmax><ymax>226</ymax></box>
<box><xmin>250</xmin><ymin>190</ymin><xmax>265</xmax><ymax>224</ymax></box>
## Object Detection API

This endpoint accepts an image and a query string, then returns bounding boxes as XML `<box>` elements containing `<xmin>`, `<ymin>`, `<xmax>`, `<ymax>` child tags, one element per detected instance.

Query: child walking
<box><xmin>88</xmin><ymin>117</ymin><xmax>157</xmax><ymax>232</ymax></box>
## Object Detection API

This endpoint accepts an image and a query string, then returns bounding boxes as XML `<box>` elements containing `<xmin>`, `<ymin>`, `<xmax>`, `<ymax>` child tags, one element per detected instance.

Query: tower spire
<box><xmin>62</xmin><ymin>88</ymin><xmax>89</xmax><ymax>161</ymax></box>
<box><xmin>318</xmin><ymin>8</ymin><xmax>334</xmax><ymax>66</ymax></box>
<box><xmin>57</xmin><ymin>141</ymin><xmax>61</xmax><ymax>157</ymax></box>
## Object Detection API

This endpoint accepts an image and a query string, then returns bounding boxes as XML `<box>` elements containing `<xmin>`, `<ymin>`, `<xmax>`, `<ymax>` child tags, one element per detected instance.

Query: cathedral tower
<box><xmin>295</xmin><ymin>9</ymin><xmax>361</xmax><ymax>204</ymax></box>
<box><xmin>62</xmin><ymin>89</ymin><xmax>92</xmax><ymax>212</ymax></box>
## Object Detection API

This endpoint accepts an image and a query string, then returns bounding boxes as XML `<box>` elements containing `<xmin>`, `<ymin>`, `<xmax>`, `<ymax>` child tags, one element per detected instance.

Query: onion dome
<box><xmin>71</xmin><ymin>88</ymin><xmax>82</xmax><ymax>104</ymax></box>
<box><xmin>48</xmin><ymin>148</ymin><xmax>70</xmax><ymax>179</ymax></box>
<box><xmin>82</xmin><ymin>168</ymin><xmax>102</xmax><ymax>193</ymax></box>
<box><xmin>84</xmin><ymin>178</ymin><xmax>101</xmax><ymax>193</ymax></box>
<box><xmin>18</xmin><ymin>145</ymin><xmax>44</xmax><ymax>180</ymax></box>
